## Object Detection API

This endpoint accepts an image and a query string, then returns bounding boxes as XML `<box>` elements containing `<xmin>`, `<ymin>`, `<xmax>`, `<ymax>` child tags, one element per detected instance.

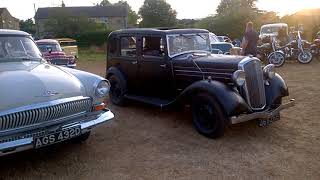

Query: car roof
<box><xmin>110</xmin><ymin>28</ymin><xmax>209</xmax><ymax>36</ymax></box>
<box><xmin>35</xmin><ymin>39</ymin><xmax>59</xmax><ymax>44</ymax></box>
<box><xmin>54</xmin><ymin>38</ymin><xmax>76</xmax><ymax>42</ymax></box>
<box><xmin>0</xmin><ymin>29</ymin><xmax>30</xmax><ymax>36</ymax></box>
<box><xmin>261</xmin><ymin>23</ymin><xmax>288</xmax><ymax>28</ymax></box>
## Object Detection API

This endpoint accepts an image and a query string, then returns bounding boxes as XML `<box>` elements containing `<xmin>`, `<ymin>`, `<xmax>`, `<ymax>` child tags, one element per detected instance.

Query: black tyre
<box><xmin>108</xmin><ymin>74</ymin><xmax>127</xmax><ymax>106</ymax></box>
<box><xmin>191</xmin><ymin>93</ymin><xmax>227</xmax><ymax>139</ymax></box>
<box><xmin>298</xmin><ymin>51</ymin><xmax>313</xmax><ymax>64</ymax></box>
<box><xmin>268</xmin><ymin>52</ymin><xmax>285</xmax><ymax>67</ymax></box>
<box><xmin>73</xmin><ymin>132</ymin><xmax>91</xmax><ymax>143</ymax></box>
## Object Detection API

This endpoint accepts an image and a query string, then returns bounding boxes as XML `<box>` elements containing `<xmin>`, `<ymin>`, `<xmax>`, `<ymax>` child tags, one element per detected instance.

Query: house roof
<box><xmin>0</xmin><ymin>8</ymin><xmax>20</xmax><ymax>21</ymax></box>
<box><xmin>35</xmin><ymin>6</ymin><xmax>128</xmax><ymax>19</ymax></box>
<box><xmin>0</xmin><ymin>8</ymin><xmax>5</xmax><ymax>14</ymax></box>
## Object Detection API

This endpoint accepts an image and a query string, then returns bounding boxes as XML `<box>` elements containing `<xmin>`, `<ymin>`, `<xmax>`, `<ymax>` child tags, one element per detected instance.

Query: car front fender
<box><xmin>59</xmin><ymin>67</ymin><xmax>106</xmax><ymax>104</ymax></box>
<box><xmin>265</xmin><ymin>73</ymin><xmax>289</xmax><ymax>106</ymax></box>
<box><xmin>179</xmin><ymin>80</ymin><xmax>250</xmax><ymax>117</ymax></box>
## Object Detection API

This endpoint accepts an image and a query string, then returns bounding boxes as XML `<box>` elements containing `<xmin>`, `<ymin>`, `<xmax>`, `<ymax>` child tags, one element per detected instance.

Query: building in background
<box><xmin>35</xmin><ymin>6</ymin><xmax>128</xmax><ymax>38</ymax></box>
<box><xmin>0</xmin><ymin>8</ymin><xmax>20</xmax><ymax>30</ymax></box>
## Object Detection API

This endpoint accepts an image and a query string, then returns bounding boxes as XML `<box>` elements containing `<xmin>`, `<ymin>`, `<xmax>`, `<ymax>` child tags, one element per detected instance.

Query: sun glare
<box><xmin>257</xmin><ymin>0</ymin><xmax>320</xmax><ymax>16</ymax></box>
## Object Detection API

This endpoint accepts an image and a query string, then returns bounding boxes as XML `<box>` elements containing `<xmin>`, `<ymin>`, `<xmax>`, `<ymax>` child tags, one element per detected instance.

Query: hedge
<box><xmin>73</xmin><ymin>30</ymin><xmax>113</xmax><ymax>47</ymax></box>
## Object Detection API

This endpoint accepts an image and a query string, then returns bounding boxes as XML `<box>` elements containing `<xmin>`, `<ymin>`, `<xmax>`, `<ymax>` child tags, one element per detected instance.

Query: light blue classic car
<box><xmin>0</xmin><ymin>29</ymin><xmax>114</xmax><ymax>156</ymax></box>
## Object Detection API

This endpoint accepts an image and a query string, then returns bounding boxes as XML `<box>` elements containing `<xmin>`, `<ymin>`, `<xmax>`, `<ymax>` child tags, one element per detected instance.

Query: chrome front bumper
<box><xmin>230</xmin><ymin>99</ymin><xmax>295</xmax><ymax>124</ymax></box>
<box><xmin>0</xmin><ymin>109</ymin><xmax>114</xmax><ymax>156</ymax></box>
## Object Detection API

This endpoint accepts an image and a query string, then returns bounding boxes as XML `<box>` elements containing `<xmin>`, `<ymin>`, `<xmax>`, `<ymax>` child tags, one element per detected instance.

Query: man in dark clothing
<box><xmin>241</xmin><ymin>22</ymin><xmax>259</xmax><ymax>56</ymax></box>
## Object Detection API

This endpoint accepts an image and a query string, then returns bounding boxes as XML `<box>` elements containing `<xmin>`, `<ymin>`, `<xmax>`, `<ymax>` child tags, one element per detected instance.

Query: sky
<box><xmin>1</xmin><ymin>0</ymin><xmax>320</xmax><ymax>20</ymax></box>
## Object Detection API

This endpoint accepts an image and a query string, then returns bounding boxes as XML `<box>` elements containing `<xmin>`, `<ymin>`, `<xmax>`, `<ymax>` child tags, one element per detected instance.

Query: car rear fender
<box><xmin>106</xmin><ymin>67</ymin><xmax>126</xmax><ymax>81</ymax></box>
<box><xmin>179</xmin><ymin>80</ymin><xmax>250</xmax><ymax>117</ymax></box>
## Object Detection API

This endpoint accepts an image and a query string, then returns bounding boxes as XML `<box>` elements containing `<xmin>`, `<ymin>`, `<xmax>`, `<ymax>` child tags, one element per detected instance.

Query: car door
<box><xmin>109</xmin><ymin>34</ymin><xmax>139</xmax><ymax>93</ymax></box>
<box><xmin>136</xmin><ymin>35</ymin><xmax>174</xmax><ymax>98</ymax></box>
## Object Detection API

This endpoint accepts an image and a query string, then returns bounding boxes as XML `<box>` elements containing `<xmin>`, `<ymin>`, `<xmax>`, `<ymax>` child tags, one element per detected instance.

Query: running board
<box><xmin>124</xmin><ymin>94</ymin><xmax>173</xmax><ymax>108</ymax></box>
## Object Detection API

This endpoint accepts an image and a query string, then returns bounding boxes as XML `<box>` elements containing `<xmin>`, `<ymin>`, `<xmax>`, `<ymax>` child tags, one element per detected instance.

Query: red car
<box><xmin>36</xmin><ymin>39</ymin><xmax>76</xmax><ymax>68</ymax></box>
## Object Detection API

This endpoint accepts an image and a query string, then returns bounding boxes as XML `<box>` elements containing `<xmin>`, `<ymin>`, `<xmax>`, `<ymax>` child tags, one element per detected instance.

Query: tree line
<box><xmin>20</xmin><ymin>0</ymin><xmax>320</xmax><ymax>43</ymax></box>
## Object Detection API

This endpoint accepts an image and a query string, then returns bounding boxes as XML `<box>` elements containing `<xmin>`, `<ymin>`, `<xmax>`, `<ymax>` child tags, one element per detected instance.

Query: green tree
<box><xmin>197</xmin><ymin>0</ymin><xmax>260</xmax><ymax>39</ymax></box>
<box><xmin>98</xmin><ymin>0</ymin><xmax>112</xmax><ymax>6</ymax></box>
<box><xmin>139</xmin><ymin>0</ymin><xmax>177</xmax><ymax>28</ymax></box>
<box><xmin>114</xmin><ymin>1</ymin><xmax>139</xmax><ymax>26</ymax></box>
<box><xmin>20</xmin><ymin>18</ymin><xmax>36</xmax><ymax>35</ymax></box>
<box><xmin>61</xmin><ymin>0</ymin><xmax>66</xmax><ymax>7</ymax></box>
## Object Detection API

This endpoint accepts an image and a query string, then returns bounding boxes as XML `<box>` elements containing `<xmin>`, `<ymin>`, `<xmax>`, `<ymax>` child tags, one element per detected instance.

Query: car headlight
<box><xmin>95</xmin><ymin>80</ymin><xmax>110</xmax><ymax>98</ymax></box>
<box><xmin>263</xmin><ymin>64</ymin><xmax>275</xmax><ymax>79</ymax></box>
<box><xmin>232</xmin><ymin>70</ymin><xmax>246</xmax><ymax>86</ymax></box>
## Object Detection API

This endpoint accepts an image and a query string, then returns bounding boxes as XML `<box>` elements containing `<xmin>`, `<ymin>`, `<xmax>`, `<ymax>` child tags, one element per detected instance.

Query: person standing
<box><xmin>241</xmin><ymin>22</ymin><xmax>259</xmax><ymax>56</ymax></box>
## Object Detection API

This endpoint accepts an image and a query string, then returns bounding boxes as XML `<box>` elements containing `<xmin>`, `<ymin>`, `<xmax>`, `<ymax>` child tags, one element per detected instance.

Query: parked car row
<box><xmin>36</xmin><ymin>39</ymin><xmax>77</xmax><ymax>68</ymax></box>
<box><xmin>0</xmin><ymin>28</ymin><xmax>295</xmax><ymax>157</ymax></box>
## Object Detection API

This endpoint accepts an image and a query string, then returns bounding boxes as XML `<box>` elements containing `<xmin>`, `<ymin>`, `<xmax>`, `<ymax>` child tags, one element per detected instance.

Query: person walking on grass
<box><xmin>241</xmin><ymin>21</ymin><xmax>259</xmax><ymax>56</ymax></box>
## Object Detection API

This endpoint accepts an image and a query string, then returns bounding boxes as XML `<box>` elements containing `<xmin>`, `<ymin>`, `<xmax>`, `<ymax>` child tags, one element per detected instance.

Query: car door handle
<box><xmin>160</xmin><ymin>64</ymin><xmax>167</xmax><ymax>68</ymax></box>
<box><xmin>131</xmin><ymin>61</ymin><xmax>137</xmax><ymax>65</ymax></box>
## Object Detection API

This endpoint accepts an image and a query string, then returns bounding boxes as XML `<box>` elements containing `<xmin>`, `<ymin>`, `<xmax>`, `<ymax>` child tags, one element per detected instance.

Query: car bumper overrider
<box><xmin>0</xmin><ymin>108</ymin><xmax>114</xmax><ymax>156</ymax></box>
<box><xmin>230</xmin><ymin>99</ymin><xmax>295</xmax><ymax>124</ymax></box>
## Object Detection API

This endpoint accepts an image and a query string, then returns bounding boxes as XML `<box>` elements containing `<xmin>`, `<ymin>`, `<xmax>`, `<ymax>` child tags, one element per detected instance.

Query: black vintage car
<box><xmin>106</xmin><ymin>28</ymin><xmax>295</xmax><ymax>138</ymax></box>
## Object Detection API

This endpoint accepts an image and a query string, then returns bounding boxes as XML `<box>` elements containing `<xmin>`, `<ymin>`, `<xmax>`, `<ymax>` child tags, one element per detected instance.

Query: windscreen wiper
<box><xmin>196</xmin><ymin>33</ymin><xmax>206</xmax><ymax>40</ymax></box>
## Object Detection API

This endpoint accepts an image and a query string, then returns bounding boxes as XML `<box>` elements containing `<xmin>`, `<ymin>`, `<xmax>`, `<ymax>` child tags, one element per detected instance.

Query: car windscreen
<box><xmin>37</xmin><ymin>43</ymin><xmax>62</xmax><ymax>53</ymax></box>
<box><xmin>211</xmin><ymin>44</ymin><xmax>233</xmax><ymax>53</ymax></box>
<box><xmin>167</xmin><ymin>33</ymin><xmax>210</xmax><ymax>57</ymax></box>
<box><xmin>59</xmin><ymin>41</ymin><xmax>77</xmax><ymax>46</ymax></box>
<box><xmin>260</xmin><ymin>26</ymin><xmax>288</xmax><ymax>35</ymax></box>
<box><xmin>0</xmin><ymin>36</ymin><xmax>42</xmax><ymax>62</ymax></box>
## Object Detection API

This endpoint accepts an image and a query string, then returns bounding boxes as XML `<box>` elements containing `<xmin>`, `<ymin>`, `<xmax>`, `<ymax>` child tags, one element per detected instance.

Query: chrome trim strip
<box><xmin>231</xmin><ymin>99</ymin><xmax>295</xmax><ymax>124</ymax></box>
<box><xmin>174</xmin><ymin>66</ymin><xmax>235</xmax><ymax>72</ymax></box>
<box><xmin>0</xmin><ymin>112</ymin><xmax>86</xmax><ymax>135</ymax></box>
<box><xmin>0</xmin><ymin>137</ymin><xmax>33</xmax><ymax>150</ymax></box>
<box><xmin>175</xmin><ymin>73</ymin><xmax>231</xmax><ymax>80</ymax></box>
<box><xmin>0</xmin><ymin>109</ymin><xmax>114</xmax><ymax>156</ymax></box>
<box><xmin>174</xmin><ymin>69</ymin><xmax>233</xmax><ymax>76</ymax></box>
<box><xmin>81</xmin><ymin>109</ymin><xmax>114</xmax><ymax>129</ymax></box>
<box><xmin>0</xmin><ymin>96</ymin><xmax>90</xmax><ymax>117</ymax></box>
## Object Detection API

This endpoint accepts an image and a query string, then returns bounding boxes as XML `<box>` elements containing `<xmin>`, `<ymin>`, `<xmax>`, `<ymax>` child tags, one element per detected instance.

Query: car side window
<box><xmin>120</xmin><ymin>36</ymin><xmax>136</xmax><ymax>57</ymax></box>
<box><xmin>142</xmin><ymin>36</ymin><xmax>165</xmax><ymax>57</ymax></box>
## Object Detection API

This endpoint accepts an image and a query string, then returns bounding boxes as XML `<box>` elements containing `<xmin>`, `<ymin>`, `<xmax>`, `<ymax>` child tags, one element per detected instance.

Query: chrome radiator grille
<box><xmin>0</xmin><ymin>97</ymin><xmax>92</xmax><ymax>131</ymax></box>
<box><xmin>241</xmin><ymin>59</ymin><xmax>266</xmax><ymax>110</ymax></box>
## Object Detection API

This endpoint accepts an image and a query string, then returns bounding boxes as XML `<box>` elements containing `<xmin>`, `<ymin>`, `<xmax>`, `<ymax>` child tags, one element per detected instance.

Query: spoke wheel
<box><xmin>298</xmin><ymin>51</ymin><xmax>313</xmax><ymax>64</ymax></box>
<box><xmin>268</xmin><ymin>52</ymin><xmax>285</xmax><ymax>67</ymax></box>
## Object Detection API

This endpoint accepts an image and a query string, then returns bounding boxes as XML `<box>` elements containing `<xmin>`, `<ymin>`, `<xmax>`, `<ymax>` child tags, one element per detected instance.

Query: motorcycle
<box><xmin>267</xmin><ymin>37</ymin><xmax>286</xmax><ymax>67</ymax></box>
<box><xmin>268</xmin><ymin>31</ymin><xmax>313</xmax><ymax>67</ymax></box>
<box><xmin>257</xmin><ymin>42</ymin><xmax>272</xmax><ymax>61</ymax></box>
<box><xmin>311</xmin><ymin>38</ymin><xmax>320</xmax><ymax>58</ymax></box>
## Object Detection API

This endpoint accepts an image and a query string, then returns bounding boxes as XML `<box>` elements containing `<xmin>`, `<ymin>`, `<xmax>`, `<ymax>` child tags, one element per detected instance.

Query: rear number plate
<box><xmin>34</xmin><ymin>126</ymin><xmax>81</xmax><ymax>148</ymax></box>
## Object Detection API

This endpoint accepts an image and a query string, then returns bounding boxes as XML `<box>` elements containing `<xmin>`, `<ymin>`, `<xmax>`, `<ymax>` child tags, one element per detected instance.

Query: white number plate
<box><xmin>34</xmin><ymin>126</ymin><xmax>81</xmax><ymax>148</ymax></box>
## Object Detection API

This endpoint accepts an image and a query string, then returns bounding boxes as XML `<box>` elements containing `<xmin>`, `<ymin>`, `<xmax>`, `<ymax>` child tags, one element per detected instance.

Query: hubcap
<box><xmin>195</xmin><ymin>103</ymin><xmax>216</xmax><ymax>131</ymax></box>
